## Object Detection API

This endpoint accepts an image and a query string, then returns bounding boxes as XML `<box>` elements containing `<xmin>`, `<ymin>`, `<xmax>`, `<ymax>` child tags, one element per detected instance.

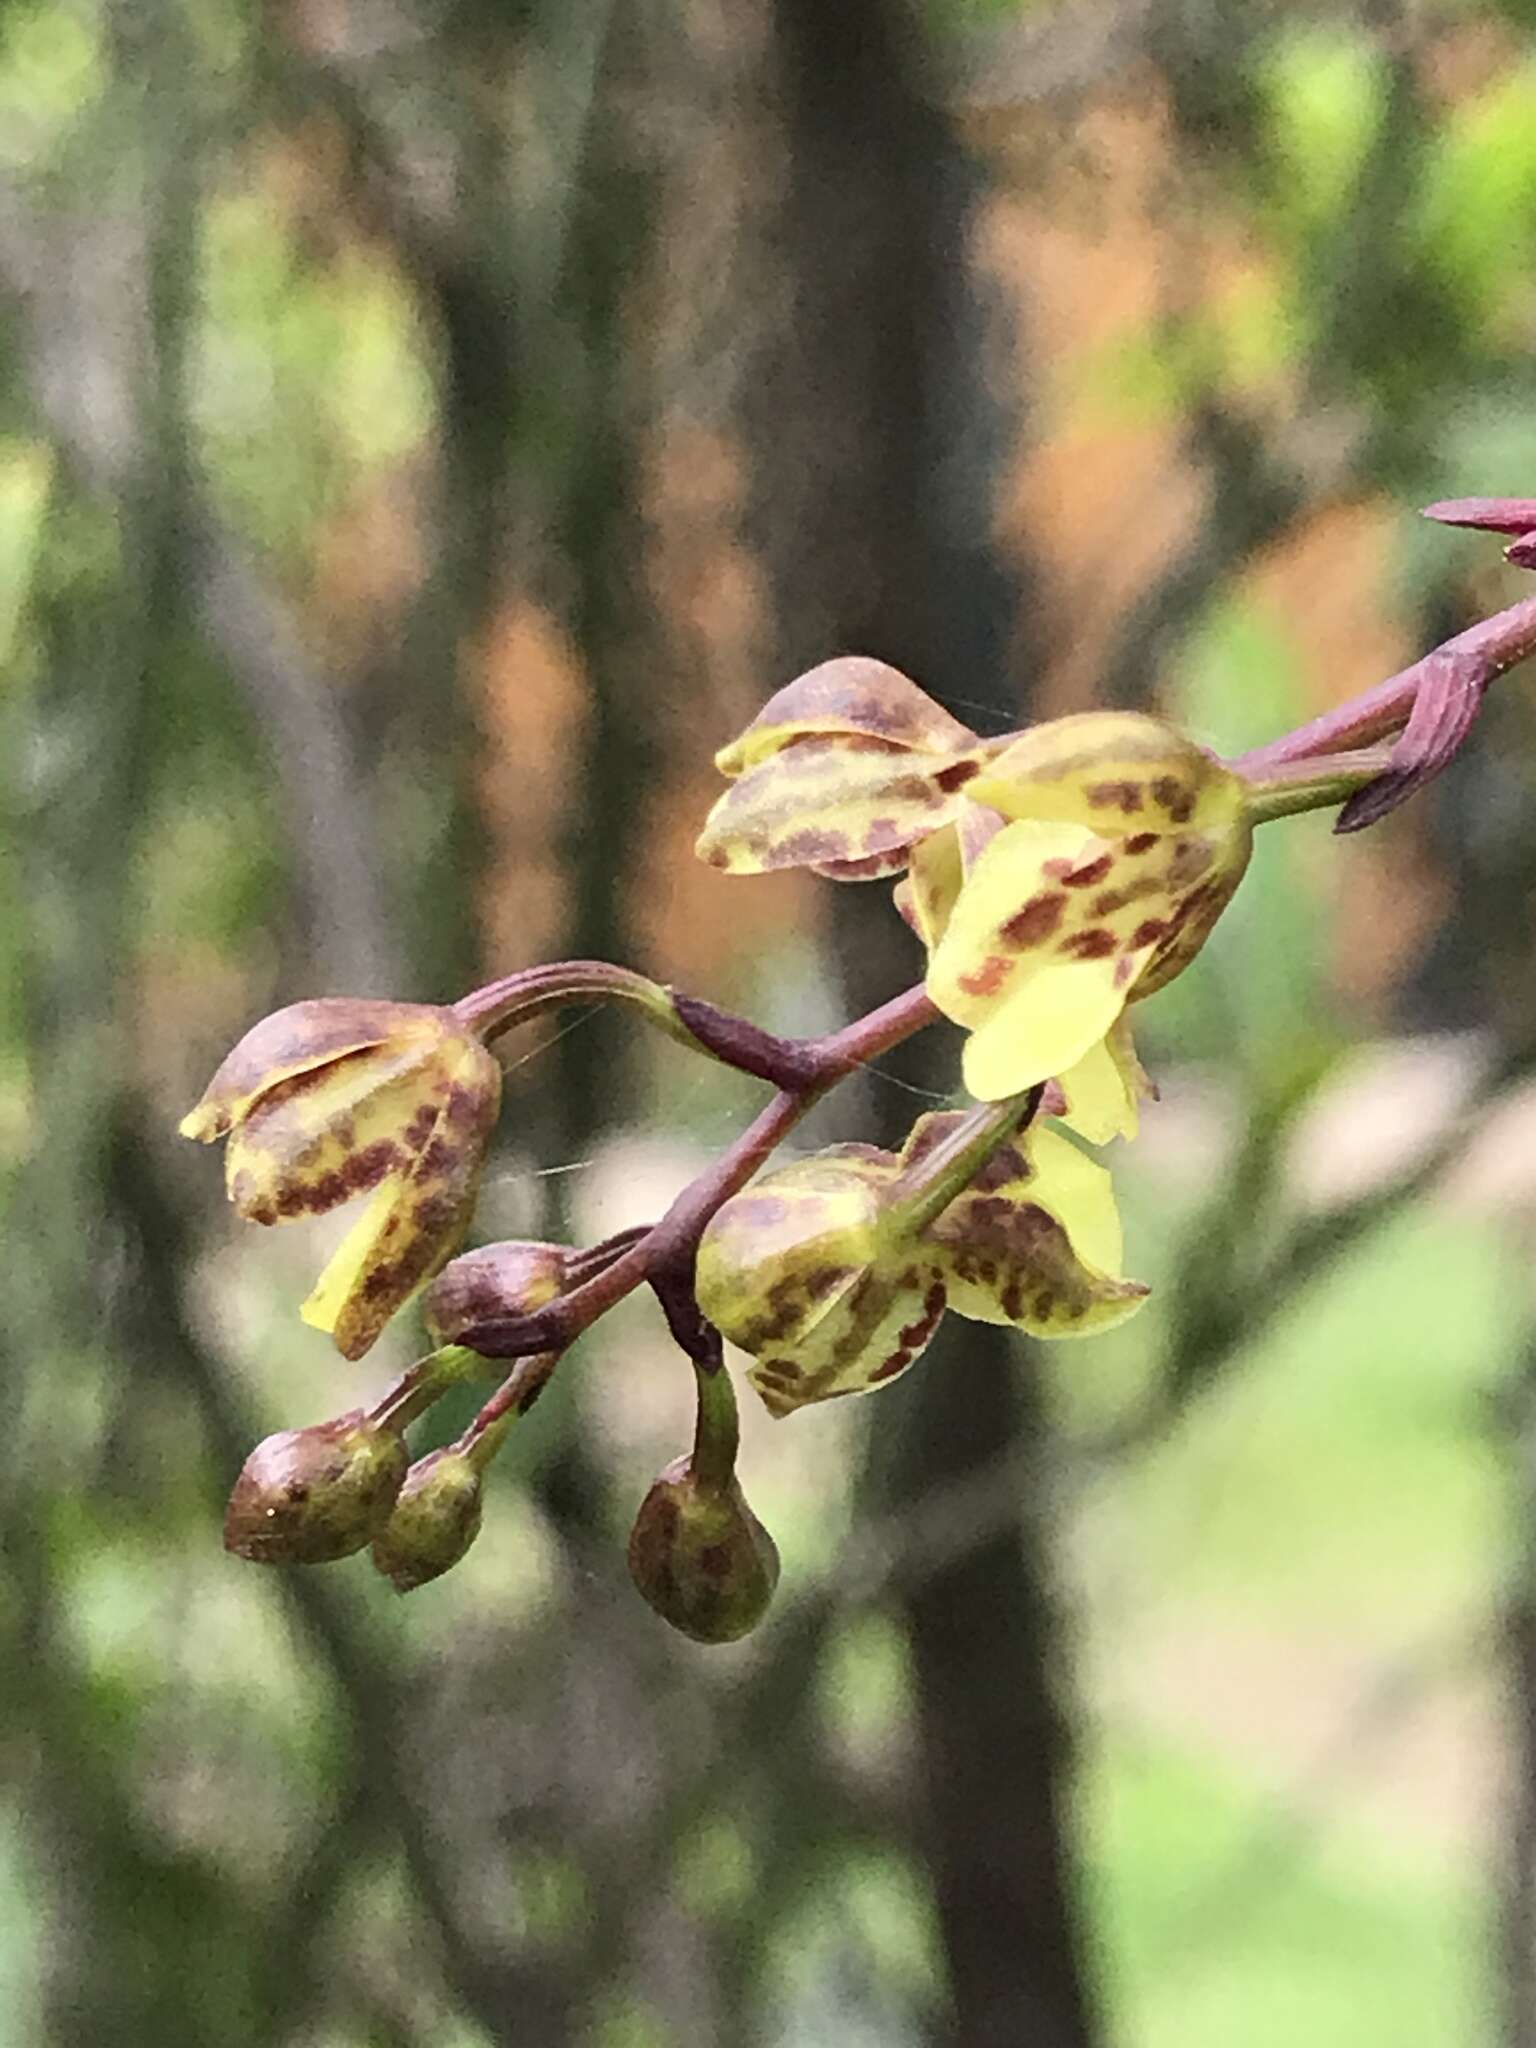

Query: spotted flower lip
<box><xmin>921</xmin><ymin>712</ymin><xmax>1253</xmax><ymax>1102</ymax></box>
<box><xmin>695</xmin><ymin>1112</ymin><xmax>1146</xmax><ymax>1418</ymax></box>
<box><xmin>180</xmin><ymin>998</ymin><xmax>502</xmax><ymax>1360</ymax></box>
<box><xmin>695</xmin><ymin>656</ymin><xmax>996</xmax><ymax>879</ymax></box>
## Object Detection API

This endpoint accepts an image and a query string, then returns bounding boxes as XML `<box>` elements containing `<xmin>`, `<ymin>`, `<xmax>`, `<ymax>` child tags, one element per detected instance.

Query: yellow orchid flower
<box><xmin>695</xmin><ymin>655</ymin><xmax>993</xmax><ymax>878</ymax></box>
<box><xmin>924</xmin><ymin>712</ymin><xmax>1252</xmax><ymax>1101</ymax></box>
<box><xmin>180</xmin><ymin>998</ymin><xmax>501</xmax><ymax>1359</ymax></box>
<box><xmin>701</xmin><ymin>666</ymin><xmax>1250</xmax><ymax>1123</ymax></box>
<box><xmin>695</xmin><ymin>1111</ymin><xmax>1146</xmax><ymax>1417</ymax></box>
<box><xmin>893</xmin><ymin>812</ymin><xmax>1155</xmax><ymax>1140</ymax></box>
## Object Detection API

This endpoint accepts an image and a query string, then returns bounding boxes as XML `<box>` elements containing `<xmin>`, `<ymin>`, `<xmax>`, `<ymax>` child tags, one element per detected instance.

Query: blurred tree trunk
<box><xmin>748</xmin><ymin>3</ymin><xmax>1100</xmax><ymax>2042</ymax></box>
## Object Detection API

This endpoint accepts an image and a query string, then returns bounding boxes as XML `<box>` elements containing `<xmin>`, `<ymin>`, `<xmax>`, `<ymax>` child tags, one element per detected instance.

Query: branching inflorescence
<box><xmin>182</xmin><ymin>501</ymin><xmax>1536</xmax><ymax>1642</ymax></box>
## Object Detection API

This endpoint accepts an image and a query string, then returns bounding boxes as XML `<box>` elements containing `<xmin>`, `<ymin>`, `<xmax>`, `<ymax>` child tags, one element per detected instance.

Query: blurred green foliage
<box><xmin>7</xmin><ymin>0</ymin><xmax>1536</xmax><ymax>2043</ymax></box>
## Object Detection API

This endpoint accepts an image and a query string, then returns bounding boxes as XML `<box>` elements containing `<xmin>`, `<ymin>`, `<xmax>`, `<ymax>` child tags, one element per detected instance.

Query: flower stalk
<box><xmin>182</xmin><ymin>494</ymin><xmax>1536</xmax><ymax>1631</ymax></box>
<box><xmin>690</xmin><ymin>1356</ymin><xmax>740</xmax><ymax>1493</ymax></box>
<box><xmin>1235</xmin><ymin>748</ymin><xmax>1397</xmax><ymax>825</ymax></box>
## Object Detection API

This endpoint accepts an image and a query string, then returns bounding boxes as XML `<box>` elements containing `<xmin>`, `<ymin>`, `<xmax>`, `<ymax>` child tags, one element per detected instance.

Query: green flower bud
<box><xmin>370</xmin><ymin>1448</ymin><xmax>484</xmax><ymax>1593</ymax></box>
<box><xmin>224</xmin><ymin>1411</ymin><xmax>407</xmax><ymax>1564</ymax></box>
<box><xmin>627</xmin><ymin>1455</ymin><xmax>781</xmax><ymax>1644</ymax></box>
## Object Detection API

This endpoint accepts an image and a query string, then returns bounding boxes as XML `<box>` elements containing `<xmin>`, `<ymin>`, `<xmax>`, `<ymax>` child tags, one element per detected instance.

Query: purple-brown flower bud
<box><xmin>370</xmin><ymin>1448</ymin><xmax>484</xmax><ymax>1593</ymax></box>
<box><xmin>627</xmin><ymin>1455</ymin><xmax>781</xmax><ymax>1644</ymax></box>
<box><xmin>224</xmin><ymin>1411</ymin><xmax>408</xmax><ymax>1564</ymax></box>
<box><xmin>421</xmin><ymin>1240</ymin><xmax>569</xmax><ymax>1348</ymax></box>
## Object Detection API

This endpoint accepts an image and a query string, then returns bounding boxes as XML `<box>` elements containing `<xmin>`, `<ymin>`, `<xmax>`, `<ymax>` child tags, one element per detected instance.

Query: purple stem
<box><xmin>1232</xmin><ymin>592</ymin><xmax>1536</xmax><ymax>776</ymax></box>
<box><xmin>459</xmin><ymin>983</ymin><xmax>941</xmax><ymax>1362</ymax></box>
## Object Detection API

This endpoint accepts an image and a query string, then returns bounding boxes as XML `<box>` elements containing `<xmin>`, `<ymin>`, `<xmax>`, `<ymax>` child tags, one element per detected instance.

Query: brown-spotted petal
<box><xmin>927</xmin><ymin>820</ymin><xmax>1159</xmax><ymax>1098</ymax></box>
<box><xmin>1130</xmin><ymin>820</ymin><xmax>1252</xmax><ymax>998</ymax></box>
<box><xmin>971</xmin><ymin>712</ymin><xmax>1246</xmax><ymax>836</ymax></box>
<box><xmin>745</xmin><ymin>1261</ymin><xmax>949</xmax><ymax>1418</ymax></box>
<box><xmin>927</xmin><ymin>813</ymin><xmax>1251</xmax><ymax>1097</ymax></box>
<box><xmin>696</xmin><ymin>1141</ymin><xmax>955</xmax><ymax>1417</ymax></box>
<box><xmin>300</xmin><ymin>1035</ymin><xmax>502</xmax><ymax>1360</ymax></box>
<box><xmin>696</xmin><ymin>734</ymin><xmax>988</xmax><ymax>877</ymax></box>
<box><xmin>926</xmin><ymin>1126</ymin><xmax>1146</xmax><ymax>1338</ymax></box>
<box><xmin>179</xmin><ymin>999</ymin><xmax>446</xmax><ymax>1142</ymax></box>
<box><xmin>811</xmin><ymin>847</ymin><xmax>919</xmax><ymax>882</ymax></box>
<box><xmin>695</xmin><ymin>1151</ymin><xmax>895</xmax><ymax>1362</ymax></box>
<box><xmin>714</xmin><ymin>657</ymin><xmax>979</xmax><ymax>778</ymax></box>
<box><xmin>222</xmin><ymin>1032</ymin><xmax>467</xmax><ymax>1224</ymax></box>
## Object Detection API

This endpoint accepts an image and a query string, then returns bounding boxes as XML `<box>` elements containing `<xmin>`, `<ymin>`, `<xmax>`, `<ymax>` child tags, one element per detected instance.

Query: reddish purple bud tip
<box><xmin>422</xmin><ymin>1241</ymin><xmax>569</xmax><ymax>1347</ymax></box>
<box><xmin>1507</xmin><ymin>532</ymin><xmax>1536</xmax><ymax>571</ymax></box>
<box><xmin>1423</xmin><ymin>497</ymin><xmax>1536</xmax><ymax>536</ymax></box>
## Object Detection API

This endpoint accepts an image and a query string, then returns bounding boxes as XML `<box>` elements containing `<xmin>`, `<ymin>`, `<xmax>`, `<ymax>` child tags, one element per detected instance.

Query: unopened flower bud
<box><xmin>224</xmin><ymin>1411</ymin><xmax>407</xmax><ymax>1564</ymax></box>
<box><xmin>370</xmin><ymin>1448</ymin><xmax>483</xmax><ymax>1592</ymax></box>
<box><xmin>627</xmin><ymin>1456</ymin><xmax>781</xmax><ymax>1644</ymax></box>
<box><xmin>422</xmin><ymin>1240</ymin><xmax>569</xmax><ymax>1347</ymax></box>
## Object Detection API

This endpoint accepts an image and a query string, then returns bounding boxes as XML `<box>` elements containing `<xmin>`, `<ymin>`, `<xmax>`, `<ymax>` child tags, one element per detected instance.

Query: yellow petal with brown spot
<box><xmin>929</xmin><ymin>1123</ymin><xmax>1145</xmax><ymax>1337</ymax></box>
<box><xmin>223</xmin><ymin>1037</ymin><xmax>455</xmax><ymax>1221</ymax></box>
<box><xmin>696</xmin><ymin>735</ymin><xmax>987</xmax><ymax>877</ymax></box>
<box><xmin>696</xmin><ymin>1146</ymin><xmax>950</xmax><ymax>1416</ymax></box>
<box><xmin>695</xmin><ymin>1151</ymin><xmax>891</xmax><ymax>1359</ymax></box>
<box><xmin>179</xmin><ymin>999</ymin><xmax>444</xmax><ymax>1142</ymax></box>
<box><xmin>746</xmin><ymin>1263</ymin><xmax>947</xmax><ymax>1417</ymax></box>
<box><xmin>300</xmin><ymin>1180</ymin><xmax>401</xmax><ymax>1341</ymax></box>
<box><xmin>299</xmin><ymin>1034</ymin><xmax>501</xmax><ymax>1359</ymax></box>
<box><xmin>970</xmin><ymin>711</ymin><xmax>1246</xmax><ymax>835</ymax></box>
<box><xmin>927</xmin><ymin>818</ymin><xmax>1159</xmax><ymax>1097</ymax></box>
